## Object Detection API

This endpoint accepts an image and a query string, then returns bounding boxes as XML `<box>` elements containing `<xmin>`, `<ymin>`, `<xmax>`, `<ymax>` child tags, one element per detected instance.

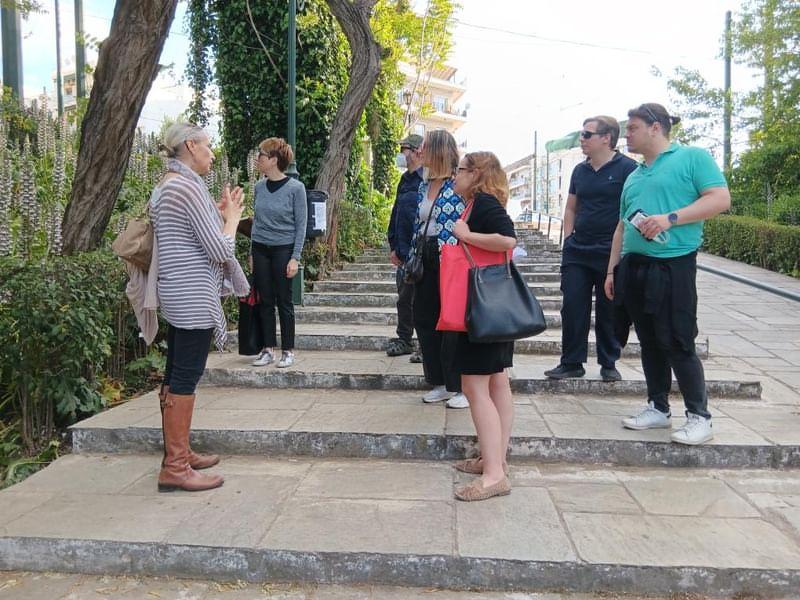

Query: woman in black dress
<box><xmin>450</xmin><ymin>151</ymin><xmax>517</xmax><ymax>501</ymax></box>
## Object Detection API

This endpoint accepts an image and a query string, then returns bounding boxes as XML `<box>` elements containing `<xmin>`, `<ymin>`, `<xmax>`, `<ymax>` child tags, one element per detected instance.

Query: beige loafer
<box><xmin>454</xmin><ymin>477</ymin><xmax>511</xmax><ymax>502</ymax></box>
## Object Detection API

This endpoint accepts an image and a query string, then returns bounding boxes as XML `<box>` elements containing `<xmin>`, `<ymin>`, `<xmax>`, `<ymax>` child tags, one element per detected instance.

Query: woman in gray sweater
<box><xmin>250</xmin><ymin>137</ymin><xmax>307</xmax><ymax>368</ymax></box>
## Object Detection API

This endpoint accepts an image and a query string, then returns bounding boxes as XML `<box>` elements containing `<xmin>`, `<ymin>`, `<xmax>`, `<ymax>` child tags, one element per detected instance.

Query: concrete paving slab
<box><xmin>9</xmin><ymin>454</ymin><xmax>154</xmax><ymax>495</ymax></box>
<box><xmin>0</xmin><ymin>571</ymin><xmax>83</xmax><ymax>600</ymax></box>
<box><xmin>202</xmin><ymin>387</ymin><xmax>318</xmax><ymax>410</ymax></box>
<box><xmin>259</xmin><ymin>498</ymin><xmax>453</xmax><ymax>555</ymax></box>
<box><xmin>456</xmin><ymin>487</ymin><xmax>576</xmax><ymax>562</ymax></box>
<box><xmin>0</xmin><ymin>492</ymin><xmax>54</xmax><ymax>529</ymax></box>
<box><xmin>294</xmin><ymin>461</ymin><xmax>452</xmax><ymax>501</ymax></box>
<box><xmin>547</xmin><ymin>482</ymin><xmax>641</xmax><ymax>515</ymax></box>
<box><xmin>564</xmin><ymin>512</ymin><xmax>800</xmax><ymax>569</ymax></box>
<box><xmin>290</xmin><ymin>403</ymin><xmax>444</xmax><ymax>435</ymax></box>
<box><xmin>619</xmin><ymin>475</ymin><xmax>761</xmax><ymax>517</ymax></box>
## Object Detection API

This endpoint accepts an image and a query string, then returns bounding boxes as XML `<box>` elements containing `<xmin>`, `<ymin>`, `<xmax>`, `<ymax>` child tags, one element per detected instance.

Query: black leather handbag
<box><xmin>402</xmin><ymin>202</ymin><xmax>436</xmax><ymax>285</ymax></box>
<box><xmin>464</xmin><ymin>247</ymin><xmax>547</xmax><ymax>343</ymax></box>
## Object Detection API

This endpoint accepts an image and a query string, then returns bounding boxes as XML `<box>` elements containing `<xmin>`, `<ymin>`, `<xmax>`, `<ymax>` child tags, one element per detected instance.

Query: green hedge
<box><xmin>703</xmin><ymin>215</ymin><xmax>800</xmax><ymax>277</ymax></box>
<box><xmin>0</xmin><ymin>252</ymin><xmax>147</xmax><ymax>453</ymax></box>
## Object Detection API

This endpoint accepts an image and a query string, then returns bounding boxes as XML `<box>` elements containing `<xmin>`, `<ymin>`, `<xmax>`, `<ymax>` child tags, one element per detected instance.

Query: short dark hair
<box><xmin>583</xmin><ymin>115</ymin><xmax>621</xmax><ymax>148</ymax></box>
<box><xmin>258</xmin><ymin>137</ymin><xmax>294</xmax><ymax>172</ymax></box>
<box><xmin>627</xmin><ymin>103</ymin><xmax>681</xmax><ymax>137</ymax></box>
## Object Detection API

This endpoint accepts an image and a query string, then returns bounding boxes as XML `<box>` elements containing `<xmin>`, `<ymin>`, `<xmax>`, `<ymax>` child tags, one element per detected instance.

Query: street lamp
<box><xmin>286</xmin><ymin>0</ymin><xmax>304</xmax><ymax>179</ymax></box>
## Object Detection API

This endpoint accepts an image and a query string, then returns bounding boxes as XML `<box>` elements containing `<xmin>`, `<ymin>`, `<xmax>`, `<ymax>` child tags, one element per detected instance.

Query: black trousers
<box><xmin>164</xmin><ymin>325</ymin><xmax>214</xmax><ymax>395</ymax></box>
<box><xmin>395</xmin><ymin>267</ymin><xmax>415</xmax><ymax>343</ymax></box>
<box><xmin>560</xmin><ymin>262</ymin><xmax>620</xmax><ymax>368</ymax></box>
<box><xmin>624</xmin><ymin>257</ymin><xmax>710</xmax><ymax>419</ymax></box>
<box><xmin>252</xmin><ymin>241</ymin><xmax>295</xmax><ymax>351</ymax></box>
<box><xmin>413</xmin><ymin>238</ymin><xmax>461</xmax><ymax>392</ymax></box>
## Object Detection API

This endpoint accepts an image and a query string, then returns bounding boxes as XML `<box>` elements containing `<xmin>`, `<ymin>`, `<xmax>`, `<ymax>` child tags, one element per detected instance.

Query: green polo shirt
<box><xmin>620</xmin><ymin>143</ymin><xmax>727</xmax><ymax>258</ymax></box>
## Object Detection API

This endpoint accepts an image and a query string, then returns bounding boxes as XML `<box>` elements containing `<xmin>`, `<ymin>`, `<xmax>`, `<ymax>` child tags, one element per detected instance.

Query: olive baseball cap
<box><xmin>398</xmin><ymin>134</ymin><xmax>423</xmax><ymax>149</ymax></box>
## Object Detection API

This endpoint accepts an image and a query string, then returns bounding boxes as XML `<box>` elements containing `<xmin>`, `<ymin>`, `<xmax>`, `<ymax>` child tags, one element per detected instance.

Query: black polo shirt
<box><xmin>563</xmin><ymin>151</ymin><xmax>637</xmax><ymax>268</ymax></box>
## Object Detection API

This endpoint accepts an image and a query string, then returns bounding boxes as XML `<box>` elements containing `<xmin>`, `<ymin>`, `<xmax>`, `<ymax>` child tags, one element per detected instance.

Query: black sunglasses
<box><xmin>579</xmin><ymin>130</ymin><xmax>606</xmax><ymax>140</ymax></box>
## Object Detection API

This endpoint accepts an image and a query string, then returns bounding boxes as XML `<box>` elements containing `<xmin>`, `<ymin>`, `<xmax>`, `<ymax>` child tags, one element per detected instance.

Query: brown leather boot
<box><xmin>158</xmin><ymin>392</ymin><xmax>223</xmax><ymax>492</ymax></box>
<box><xmin>159</xmin><ymin>385</ymin><xmax>220</xmax><ymax>470</ymax></box>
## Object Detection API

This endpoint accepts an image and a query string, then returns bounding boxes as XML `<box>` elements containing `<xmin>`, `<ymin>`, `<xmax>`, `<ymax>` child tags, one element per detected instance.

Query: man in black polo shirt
<box><xmin>545</xmin><ymin>116</ymin><xmax>637</xmax><ymax>382</ymax></box>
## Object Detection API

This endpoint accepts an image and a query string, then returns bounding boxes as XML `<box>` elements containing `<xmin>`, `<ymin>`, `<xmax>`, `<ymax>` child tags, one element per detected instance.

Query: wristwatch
<box><xmin>667</xmin><ymin>212</ymin><xmax>679</xmax><ymax>226</ymax></box>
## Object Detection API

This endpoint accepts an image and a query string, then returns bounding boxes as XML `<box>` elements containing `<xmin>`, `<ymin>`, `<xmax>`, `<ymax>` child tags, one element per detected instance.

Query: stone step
<box><xmin>296</xmin><ymin>306</ymin><xmax>566</xmax><ymax>328</ymax></box>
<box><xmin>4</xmin><ymin>454</ymin><xmax>798</xmax><ymax>597</ymax></box>
<box><xmin>313</xmin><ymin>280</ymin><xmax>562</xmax><ymax>295</ymax></box>
<box><xmin>227</xmin><ymin>324</ymin><xmax>710</xmax><ymax>359</ymax></box>
<box><xmin>338</xmin><ymin>262</ymin><xmax>562</xmax><ymax>273</ymax></box>
<box><xmin>354</xmin><ymin>252</ymin><xmax>562</xmax><ymax>264</ymax></box>
<box><xmin>71</xmin><ymin>387</ymin><xmax>788</xmax><ymax>468</ymax></box>
<box><xmin>330</xmin><ymin>270</ymin><xmax>562</xmax><ymax>283</ymax></box>
<box><xmin>302</xmin><ymin>292</ymin><xmax>564</xmax><ymax>310</ymax></box>
<box><xmin>200</xmin><ymin>351</ymin><xmax>760</xmax><ymax>399</ymax></box>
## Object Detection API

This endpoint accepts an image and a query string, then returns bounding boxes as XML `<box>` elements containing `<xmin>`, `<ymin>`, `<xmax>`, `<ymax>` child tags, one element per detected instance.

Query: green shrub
<box><xmin>0</xmin><ymin>252</ymin><xmax>146</xmax><ymax>450</ymax></box>
<box><xmin>703</xmin><ymin>215</ymin><xmax>800</xmax><ymax>277</ymax></box>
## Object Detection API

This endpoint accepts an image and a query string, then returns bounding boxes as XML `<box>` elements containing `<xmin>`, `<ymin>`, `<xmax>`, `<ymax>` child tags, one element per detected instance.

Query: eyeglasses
<box><xmin>457</xmin><ymin>167</ymin><xmax>473</xmax><ymax>172</ymax></box>
<box><xmin>258</xmin><ymin>150</ymin><xmax>271</xmax><ymax>158</ymax></box>
<box><xmin>579</xmin><ymin>130</ymin><xmax>606</xmax><ymax>140</ymax></box>
<box><xmin>640</xmin><ymin>104</ymin><xmax>661</xmax><ymax>125</ymax></box>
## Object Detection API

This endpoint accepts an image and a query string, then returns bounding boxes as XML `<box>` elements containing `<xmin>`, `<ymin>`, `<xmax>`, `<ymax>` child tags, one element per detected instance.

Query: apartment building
<box><xmin>399</xmin><ymin>62</ymin><xmax>467</xmax><ymax>138</ymax></box>
<box><xmin>503</xmin><ymin>153</ymin><xmax>535</xmax><ymax>221</ymax></box>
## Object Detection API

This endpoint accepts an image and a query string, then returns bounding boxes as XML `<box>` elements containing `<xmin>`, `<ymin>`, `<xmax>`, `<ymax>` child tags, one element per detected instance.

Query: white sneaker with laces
<box><xmin>671</xmin><ymin>413</ymin><xmax>713</xmax><ymax>445</ymax></box>
<box><xmin>622</xmin><ymin>402</ymin><xmax>672</xmax><ymax>430</ymax></box>
<box><xmin>252</xmin><ymin>350</ymin><xmax>274</xmax><ymax>367</ymax></box>
<box><xmin>422</xmin><ymin>386</ymin><xmax>453</xmax><ymax>403</ymax></box>
<box><xmin>277</xmin><ymin>351</ymin><xmax>295</xmax><ymax>368</ymax></box>
<box><xmin>445</xmin><ymin>393</ymin><xmax>469</xmax><ymax>409</ymax></box>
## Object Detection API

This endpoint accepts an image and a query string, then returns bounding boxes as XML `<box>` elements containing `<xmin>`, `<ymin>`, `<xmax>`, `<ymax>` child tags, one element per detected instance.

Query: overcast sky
<box><xmin>10</xmin><ymin>0</ymin><xmax>755</xmax><ymax>165</ymax></box>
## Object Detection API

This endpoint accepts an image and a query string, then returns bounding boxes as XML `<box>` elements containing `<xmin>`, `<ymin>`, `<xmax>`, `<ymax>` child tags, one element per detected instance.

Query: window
<box><xmin>414</xmin><ymin>123</ymin><xmax>426</xmax><ymax>136</ymax></box>
<box><xmin>432</xmin><ymin>96</ymin><xmax>447</xmax><ymax>112</ymax></box>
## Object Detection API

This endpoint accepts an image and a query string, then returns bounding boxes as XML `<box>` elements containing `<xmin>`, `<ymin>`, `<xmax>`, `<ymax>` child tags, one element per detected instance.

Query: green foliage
<box><xmin>0</xmin><ymin>253</ymin><xmax>122</xmax><ymax>448</ymax></box>
<box><xmin>185</xmin><ymin>0</ymin><xmax>215</xmax><ymax>126</ymax></box>
<box><xmin>703</xmin><ymin>215</ymin><xmax>800</xmax><ymax>277</ymax></box>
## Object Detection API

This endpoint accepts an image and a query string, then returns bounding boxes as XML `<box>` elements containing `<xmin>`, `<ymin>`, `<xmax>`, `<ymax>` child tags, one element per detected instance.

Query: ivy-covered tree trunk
<box><xmin>61</xmin><ymin>0</ymin><xmax>178</xmax><ymax>254</ymax></box>
<box><xmin>318</xmin><ymin>0</ymin><xmax>382</xmax><ymax>263</ymax></box>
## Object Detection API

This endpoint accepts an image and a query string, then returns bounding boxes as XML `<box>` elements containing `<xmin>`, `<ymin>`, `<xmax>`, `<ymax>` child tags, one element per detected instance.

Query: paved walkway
<box><xmin>0</xmin><ymin>240</ymin><xmax>798</xmax><ymax>597</ymax></box>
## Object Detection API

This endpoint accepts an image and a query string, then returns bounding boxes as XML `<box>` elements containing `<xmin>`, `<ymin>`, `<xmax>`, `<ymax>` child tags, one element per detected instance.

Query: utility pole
<box><xmin>1</xmin><ymin>4</ymin><xmax>24</xmax><ymax>104</ymax></box>
<box><xmin>532</xmin><ymin>130</ymin><xmax>538</xmax><ymax>211</ymax></box>
<box><xmin>55</xmin><ymin>0</ymin><xmax>64</xmax><ymax>116</ymax></box>
<box><xmin>544</xmin><ymin>149</ymin><xmax>550</xmax><ymax>214</ymax></box>
<box><xmin>285</xmin><ymin>0</ymin><xmax>299</xmax><ymax>178</ymax></box>
<box><xmin>723</xmin><ymin>10</ymin><xmax>732</xmax><ymax>174</ymax></box>
<box><xmin>75</xmin><ymin>0</ymin><xmax>86</xmax><ymax>99</ymax></box>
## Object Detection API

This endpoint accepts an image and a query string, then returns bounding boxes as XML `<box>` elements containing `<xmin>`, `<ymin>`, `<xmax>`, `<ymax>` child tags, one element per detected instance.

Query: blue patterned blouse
<box><xmin>412</xmin><ymin>177</ymin><xmax>465</xmax><ymax>252</ymax></box>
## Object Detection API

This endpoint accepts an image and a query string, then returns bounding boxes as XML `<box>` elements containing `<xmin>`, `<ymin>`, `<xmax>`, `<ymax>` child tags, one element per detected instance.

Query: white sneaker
<box><xmin>445</xmin><ymin>393</ymin><xmax>470</xmax><ymax>409</ymax></box>
<box><xmin>252</xmin><ymin>350</ymin><xmax>274</xmax><ymax>367</ymax></box>
<box><xmin>671</xmin><ymin>413</ymin><xmax>713</xmax><ymax>445</ymax></box>
<box><xmin>277</xmin><ymin>351</ymin><xmax>295</xmax><ymax>368</ymax></box>
<box><xmin>422</xmin><ymin>386</ymin><xmax>453</xmax><ymax>403</ymax></box>
<box><xmin>622</xmin><ymin>402</ymin><xmax>672</xmax><ymax>430</ymax></box>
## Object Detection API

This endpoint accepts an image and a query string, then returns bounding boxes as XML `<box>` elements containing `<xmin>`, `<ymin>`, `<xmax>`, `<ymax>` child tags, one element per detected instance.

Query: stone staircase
<box><xmin>2</xmin><ymin>228</ymin><xmax>799</xmax><ymax>598</ymax></box>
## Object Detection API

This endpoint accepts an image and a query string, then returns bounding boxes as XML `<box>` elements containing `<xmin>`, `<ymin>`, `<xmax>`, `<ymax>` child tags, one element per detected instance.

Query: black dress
<box><xmin>453</xmin><ymin>192</ymin><xmax>516</xmax><ymax>375</ymax></box>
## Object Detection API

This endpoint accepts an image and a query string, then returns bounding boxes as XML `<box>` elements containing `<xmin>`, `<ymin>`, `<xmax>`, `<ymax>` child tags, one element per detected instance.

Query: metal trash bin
<box><xmin>292</xmin><ymin>264</ymin><xmax>304</xmax><ymax>305</ymax></box>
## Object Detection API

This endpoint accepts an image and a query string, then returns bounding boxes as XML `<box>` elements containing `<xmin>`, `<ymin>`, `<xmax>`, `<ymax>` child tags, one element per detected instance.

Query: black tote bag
<box><xmin>464</xmin><ymin>247</ymin><xmax>547</xmax><ymax>343</ymax></box>
<box><xmin>238</xmin><ymin>283</ymin><xmax>264</xmax><ymax>356</ymax></box>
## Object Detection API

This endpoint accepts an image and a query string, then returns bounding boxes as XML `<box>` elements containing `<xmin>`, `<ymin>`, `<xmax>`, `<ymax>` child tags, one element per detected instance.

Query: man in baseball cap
<box><xmin>386</xmin><ymin>133</ymin><xmax>424</xmax><ymax>358</ymax></box>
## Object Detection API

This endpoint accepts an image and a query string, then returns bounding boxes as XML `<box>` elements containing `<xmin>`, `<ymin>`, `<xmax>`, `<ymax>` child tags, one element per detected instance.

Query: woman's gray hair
<box><xmin>160</xmin><ymin>122</ymin><xmax>206</xmax><ymax>158</ymax></box>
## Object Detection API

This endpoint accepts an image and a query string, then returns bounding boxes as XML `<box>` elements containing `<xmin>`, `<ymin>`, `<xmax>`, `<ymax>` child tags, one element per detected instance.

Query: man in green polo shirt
<box><xmin>604</xmin><ymin>102</ymin><xmax>730</xmax><ymax>446</ymax></box>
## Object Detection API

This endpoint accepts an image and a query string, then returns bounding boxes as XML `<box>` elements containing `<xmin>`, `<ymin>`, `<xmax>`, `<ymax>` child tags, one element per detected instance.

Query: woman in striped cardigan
<box><xmin>151</xmin><ymin>123</ymin><xmax>248</xmax><ymax>492</ymax></box>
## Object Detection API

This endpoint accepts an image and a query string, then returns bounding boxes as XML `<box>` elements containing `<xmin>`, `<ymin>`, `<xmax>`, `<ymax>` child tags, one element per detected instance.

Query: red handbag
<box><xmin>437</xmin><ymin>201</ymin><xmax>511</xmax><ymax>332</ymax></box>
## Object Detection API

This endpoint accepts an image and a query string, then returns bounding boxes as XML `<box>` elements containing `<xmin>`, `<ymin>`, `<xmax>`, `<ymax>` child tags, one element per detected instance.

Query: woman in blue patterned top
<box><xmin>412</xmin><ymin>130</ymin><xmax>467</xmax><ymax>408</ymax></box>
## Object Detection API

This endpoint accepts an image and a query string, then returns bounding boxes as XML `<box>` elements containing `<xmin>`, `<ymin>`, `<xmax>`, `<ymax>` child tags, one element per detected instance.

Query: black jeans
<box><xmin>395</xmin><ymin>267</ymin><xmax>415</xmax><ymax>343</ymax></box>
<box><xmin>624</xmin><ymin>258</ymin><xmax>710</xmax><ymax>419</ymax></box>
<box><xmin>412</xmin><ymin>237</ymin><xmax>461</xmax><ymax>392</ymax></box>
<box><xmin>252</xmin><ymin>241</ymin><xmax>295</xmax><ymax>350</ymax></box>
<box><xmin>560</xmin><ymin>262</ymin><xmax>620</xmax><ymax>368</ymax></box>
<box><xmin>164</xmin><ymin>325</ymin><xmax>214</xmax><ymax>395</ymax></box>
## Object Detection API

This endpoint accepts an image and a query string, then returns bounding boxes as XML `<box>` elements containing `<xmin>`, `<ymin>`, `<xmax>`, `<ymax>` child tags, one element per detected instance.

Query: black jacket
<box><xmin>387</xmin><ymin>167</ymin><xmax>423</xmax><ymax>261</ymax></box>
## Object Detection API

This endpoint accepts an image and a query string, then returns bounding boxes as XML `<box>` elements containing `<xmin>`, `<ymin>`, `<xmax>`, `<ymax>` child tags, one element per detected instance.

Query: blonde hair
<box><xmin>161</xmin><ymin>122</ymin><xmax>206</xmax><ymax>158</ymax></box>
<box><xmin>462</xmin><ymin>152</ymin><xmax>509</xmax><ymax>207</ymax></box>
<box><xmin>423</xmin><ymin>129</ymin><xmax>459</xmax><ymax>179</ymax></box>
<box><xmin>258</xmin><ymin>137</ymin><xmax>294</xmax><ymax>172</ymax></box>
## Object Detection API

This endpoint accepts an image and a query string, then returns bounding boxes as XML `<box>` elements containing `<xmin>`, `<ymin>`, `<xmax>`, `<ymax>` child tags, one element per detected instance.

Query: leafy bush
<box><xmin>703</xmin><ymin>215</ymin><xmax>800</xmax><ymax>277</ymax></box>
<box><xmin>0</xmin><ymin>252</ymin><xmax>149</xmax><ymax>451</ymax></box>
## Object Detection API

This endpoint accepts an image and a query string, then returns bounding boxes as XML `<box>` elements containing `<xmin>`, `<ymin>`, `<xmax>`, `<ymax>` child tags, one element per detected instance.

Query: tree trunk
<box><xmin>61</xmin><ymin>0</ymin><xmax>178</xmax><ymax>254</ymax></box>
<box><xmin>318</xmin><ymin>0</ymin><xmax>382</xmax><ymax>264</ymax></box>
